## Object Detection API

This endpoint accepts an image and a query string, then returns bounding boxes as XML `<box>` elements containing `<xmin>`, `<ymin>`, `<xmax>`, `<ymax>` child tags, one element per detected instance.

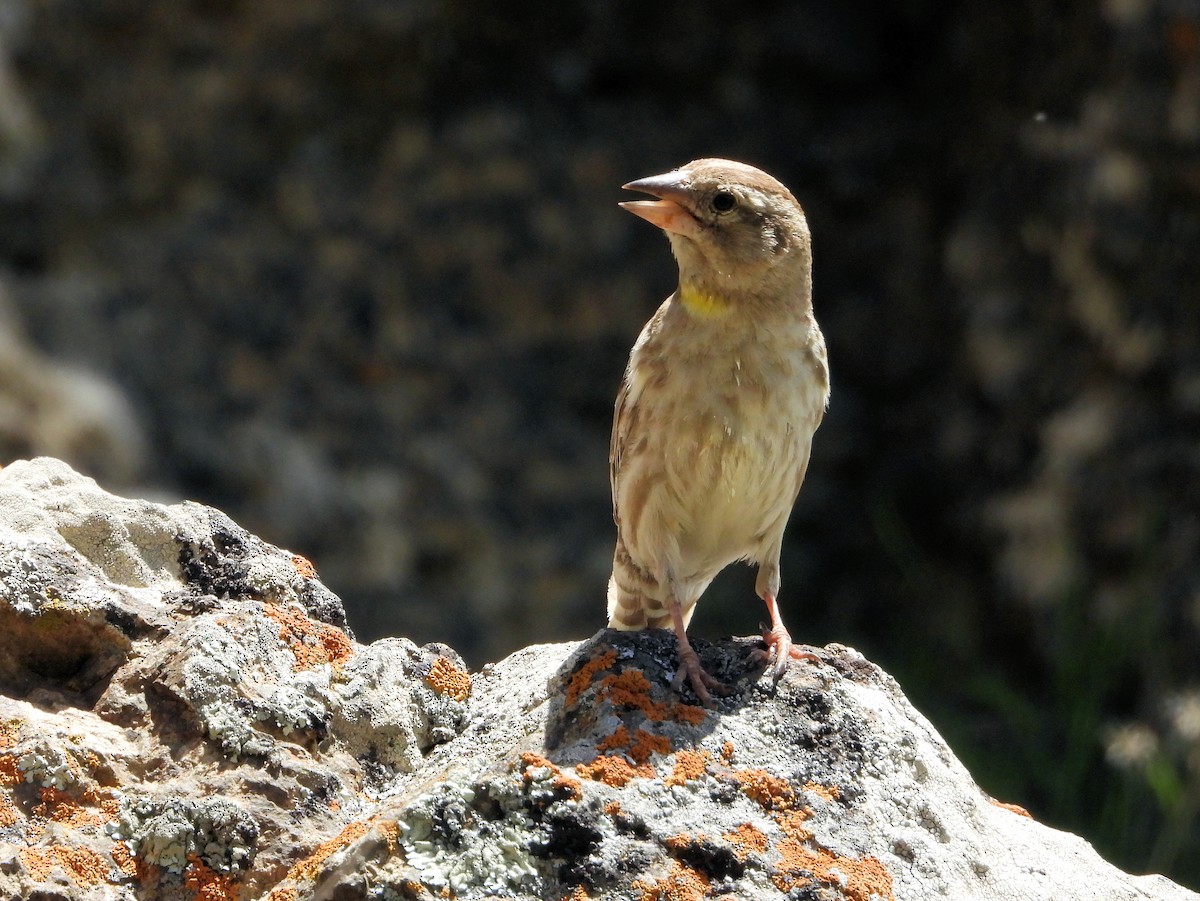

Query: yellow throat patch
<box><xmin>678</xmin><ymin>285</ymin><xmax>732</xmax><ymax>318</ymax></box>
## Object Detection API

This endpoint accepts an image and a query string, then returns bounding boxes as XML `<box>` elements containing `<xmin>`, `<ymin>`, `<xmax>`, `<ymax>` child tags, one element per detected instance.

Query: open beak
<box><xmin>619</xmin><ymin>171</ymin><xmax>702</xmax><ymax>237</ymax></box>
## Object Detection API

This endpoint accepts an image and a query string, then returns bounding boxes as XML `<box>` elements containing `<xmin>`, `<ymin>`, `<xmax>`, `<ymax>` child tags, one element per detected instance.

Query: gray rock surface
<box><xmin>0</xmin><ymin>457</ymin><xmax>1193</xmax><ymax>900</ymax></box>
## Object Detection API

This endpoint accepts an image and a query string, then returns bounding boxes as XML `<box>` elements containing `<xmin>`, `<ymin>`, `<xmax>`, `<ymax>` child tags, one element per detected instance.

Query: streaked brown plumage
<box><xmin>607</xmin><ymin>158</ymin><xmax>829</xmax><ymax>706</ymax></box>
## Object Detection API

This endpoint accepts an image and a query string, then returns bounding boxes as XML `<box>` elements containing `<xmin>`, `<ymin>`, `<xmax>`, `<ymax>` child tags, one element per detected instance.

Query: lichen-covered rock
<box><xmin>0</xmin><ymin>458</ymin><xmax>1195</xmax><ymax>900</ymax></box>
<box><xmin>0</xmin><ymin>458</ymin><xmax>470</xmax><ymax>900</ymax></box>
<box><xmin>299</xmin><ymin>630</ymin><xmax>1197</xmax><ymax>901</ymax></box>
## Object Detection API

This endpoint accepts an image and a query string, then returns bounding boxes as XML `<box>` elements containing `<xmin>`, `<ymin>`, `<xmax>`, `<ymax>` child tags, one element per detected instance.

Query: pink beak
<box><xmin>620</xmin><ymin>172</ymin><xmax>702</xmax><ymax>237</ymax></box>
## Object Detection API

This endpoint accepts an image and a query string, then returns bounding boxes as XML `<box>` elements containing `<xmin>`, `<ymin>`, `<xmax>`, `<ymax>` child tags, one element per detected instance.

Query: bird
<box><xmin>607</xmin><ymin>158</ymin><xmax>829</xmax><ymax>706</ymax></box>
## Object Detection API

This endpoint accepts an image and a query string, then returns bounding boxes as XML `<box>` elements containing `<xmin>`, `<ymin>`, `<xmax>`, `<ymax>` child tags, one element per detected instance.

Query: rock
<box><xmin>0</xmin><ymin>458</ymin><xmax>467</xmax><ymax>900</ymax></box>
<box><xmin>0</xmin><ymin>457</ymin><xmax>1193</xmax><ymax>901</ymax></box>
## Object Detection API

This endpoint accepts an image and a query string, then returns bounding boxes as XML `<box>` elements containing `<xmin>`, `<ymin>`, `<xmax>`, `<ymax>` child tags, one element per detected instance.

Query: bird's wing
<box><xmin>610</xmin><ymin>299</ymin><xmax>670</xmax><ymax>526</ymax></box>
<box><xmin>609</xmin><ymin>373</ymin><xmax>632</xmax><ymax>525</ymax></box>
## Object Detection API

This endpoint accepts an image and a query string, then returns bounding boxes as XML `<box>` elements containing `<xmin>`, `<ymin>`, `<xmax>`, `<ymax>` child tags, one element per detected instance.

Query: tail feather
<box><xmin>607</xmin><ymin>575</ymin><xmax>646</xmax><ymax>629</ymax></box>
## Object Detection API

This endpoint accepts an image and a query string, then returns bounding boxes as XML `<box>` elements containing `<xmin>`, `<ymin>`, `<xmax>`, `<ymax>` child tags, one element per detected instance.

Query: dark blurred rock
<box><xmin>0</xmin><ymin>288</ymin><xmax>145</xmax><ymax>485</ymax></box>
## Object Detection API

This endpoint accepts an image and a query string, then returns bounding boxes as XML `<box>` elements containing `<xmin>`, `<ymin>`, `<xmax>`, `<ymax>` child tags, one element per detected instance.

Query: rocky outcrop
<box><xmin>0</xmin><ymin>458</ymin><xmax>1193</xmax><ymax>900</ymax></box>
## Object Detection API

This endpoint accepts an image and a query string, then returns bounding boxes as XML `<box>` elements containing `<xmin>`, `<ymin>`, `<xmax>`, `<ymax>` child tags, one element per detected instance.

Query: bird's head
<box><xmin>620</xmin><ymin>158</ymin><xmax>811</xmax><ymax>314</ymax></box>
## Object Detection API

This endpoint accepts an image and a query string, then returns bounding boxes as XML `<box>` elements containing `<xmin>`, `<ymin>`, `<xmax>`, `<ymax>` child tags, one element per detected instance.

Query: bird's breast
<box><xmin>621</xmin><ymin>324</ymin><xmax>825</xmax><ymax>575</ymax></box>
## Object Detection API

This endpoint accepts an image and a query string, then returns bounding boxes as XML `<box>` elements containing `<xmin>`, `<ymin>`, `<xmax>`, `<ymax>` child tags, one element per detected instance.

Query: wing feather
<box><xmin>609</xmin><ymin>371</ymin><xmax>632</xmax><ymax>525</ymax></box>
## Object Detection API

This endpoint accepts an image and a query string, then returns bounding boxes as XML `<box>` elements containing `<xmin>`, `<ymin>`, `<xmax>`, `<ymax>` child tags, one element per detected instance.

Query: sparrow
<box><xmin>607</xmin><ymin>158</ymin><xmax>829</xmax><ymax>706</ymax></box>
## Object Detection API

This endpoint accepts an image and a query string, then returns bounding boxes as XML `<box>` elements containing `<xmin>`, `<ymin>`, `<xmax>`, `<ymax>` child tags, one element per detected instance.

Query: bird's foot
<box><xmin>671</xmin><ymin>646</ymin><xmax>730</xmax><ymax>708</ymax></box>
<box><xmin>751</xmin><ymin>622</ymin><xmax>820</xmax><ymax>681</ymax></box>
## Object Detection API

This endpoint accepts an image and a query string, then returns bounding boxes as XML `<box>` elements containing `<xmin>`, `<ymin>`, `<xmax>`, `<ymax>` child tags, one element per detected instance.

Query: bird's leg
<box><xmin>754</xmin><ymin>592</ymin><xmax>819</xmax><ymax>680</ymax></box>
<box><xmin>753</xmin><ymin>561</ymin><xmax>818</xmax><ymax>680</ymax></box>
<box><xmin>666</xmin><ymin>596</ymin><xmax>728</xmax><ymax>707</ymax></box>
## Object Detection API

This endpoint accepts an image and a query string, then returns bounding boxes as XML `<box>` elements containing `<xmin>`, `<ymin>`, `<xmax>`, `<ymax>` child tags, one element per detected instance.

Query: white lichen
<box><xmin>391</xmin><ymin>775</ymin><xmax>545</xmax><ymax>895</ymax></box>
<box><xmin>16</xmin><ymin>742</ymin><xmax>78</xmax><ymax>789</ymax></box>
<box><xmin>112</xmin><ymin>797</ymin><xmax>259</xmax><ymax>874</ymax></box>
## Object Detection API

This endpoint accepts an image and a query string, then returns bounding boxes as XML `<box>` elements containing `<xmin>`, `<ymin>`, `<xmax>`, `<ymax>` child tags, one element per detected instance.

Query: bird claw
<box><xmin>672</xmin><ymin>649</ymin><xmax>730</xmax><ymax>708</ymax></box>
<box><xmin>751</xmin><ymin>622</ymin><xmax>819</xmax><ymax>682</ymax></box>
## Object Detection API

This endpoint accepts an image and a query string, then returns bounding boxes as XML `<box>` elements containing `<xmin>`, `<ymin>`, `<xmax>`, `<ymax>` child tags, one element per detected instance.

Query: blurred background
<box><xmin>0</xmin><ymin>0</ymin><xmax>1197</xmax><ymax>887</ymax></box>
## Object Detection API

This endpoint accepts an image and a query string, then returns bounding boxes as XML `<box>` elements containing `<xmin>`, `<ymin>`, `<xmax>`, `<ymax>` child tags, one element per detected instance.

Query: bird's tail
<box><xmin>607</xmin><ymin>541</ymin><xmax>679</xmax><ymax>630</ymax></box>
<box><xmin>607</xmin><ymin>574</ymin><xmax>648</xmax><ymax>629</ymax></box>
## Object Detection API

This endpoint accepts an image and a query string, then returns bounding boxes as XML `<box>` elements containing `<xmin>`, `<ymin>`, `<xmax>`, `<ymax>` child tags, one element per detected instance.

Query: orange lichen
<box><xmin>596</xmin><ymin>725</ymin><xmax>671</xmax><ymax>763</ymax></box>
<box><xmin>285</xmin><ymin>821</ymin><xmax>369</xmax><ymax>883</ymax></box>
<box><xmin>1</xmin><ymin>750</ymin><xmax>25</xmax><ymax>827</ymax></box>
<box><xmin>664</xmin><ymin>749</ymin><xmax>712</xmax><ymax>787</ymax></box>
<box><xmin>733</xmin><ymin>768</ymin><xmax>796</xmax><ymax>811</ymax></box>
<box><xmin>0</xmin><ymin>752</ymin><xmax>22</xmax><ymax>785</ymax></box>
<box><xmin>720</xmin><ymin>741</ymin><xmax>736</xmax><ymax>764</ymax></box>
<box><xmin>628</xmin><ymin>729</ymin><xmax>672</xmax><ymax>763</ymax></box>
<box><xmin>596</xmin><ymin>725</ymin><xmax>631</xmax><ymax>753</ymax></box>
<box><xmin>671</xmin><ymin>703</ymin><xmax>708</xmax><ymax>725</ymax></box>
<box><xmin>35</xmin><ymin>787</ymin><xmax>106</xmax><ymax>828</ymax></box>
<box><xmin>575</xmin><ymin>755</ymin><xmax>654</xmax><ymax>787</ymax></box>
<box><xmin>772</xmin><ymin>841</ymin><xmax>894</xmax><ymax>900</ymax></box>
<box><xmin>591</xmin><ymin>669</ymin><xmax>708</xmax><ymax>726</ymax></box>
<box><xmin>184</xmin><ymin>854</ymin><xmax>239</xmax><ymax>901</ymax></box>
<box><xmin>768</xmin><ymin>798</ymin><xmax>894</xmax><ymax>901</ymax></box>
<box><xmin>520</xmin><ymin>752</ymin><xmax>555</xmax><ymax>770</ymax></box>
<box><xmin>664</xmin><ymin>832</ymin><xmax>712</xmax><ymax>853</ymax></box>
<box><xmin>603</xmin><ymin>800</ymin><xmax>623</xmax><ymax>817</ymax></box>
<box><xmin>290</xmin><ymin>554</ymin><xmax>317</xmax><ymax>579</ymax></box>
<box><xmin>95</xmin><ymin>791</ymin><xmax>121</xmax><ymax>820</ymax></box>
<box><xmin>19</xmin><ymin>845</ymin><xmax>110</xmax><ymax>886</ymax></box>
<box><xmin>377</xmin><ymin>819</ymin><xmax>401</xmax><ymax>854</ymax></box>
<box><xmin>110</xmin><ymin>841</ymin><xmax>141</xmax><ymax>878</ymax></box>
<box><xmin>565</xmin><ymin>649</ymin><xmax>618</xmax><ymax>705</ymax></box>
<box><xmin>396</xmin><ymin>881</ymin><xmax>434</xmax><ymax>898</ymax></box>
<box><xmin>266</xmin><ymin>889</ymin><xmax>299</xmax><ymax>901</ymax></box>
<box><xmin>426</xmin><ymin>656</ymin><xmax>471</xmax><ymax>701</ymax></box>
<box><xmin>0</xmin><ymin>719</ymin><xmax>20</xmax><ymax>749</ymax></box>
<box><xmin>803</xmin><ymin>781</ymin><xmax>841</xmax><ymax>803</ymax></box>
<box><xmin>842</xmin><ymin>856</ymin><xmax>895</xmax><ymax>901</ymax></box>
<box><xmin>564</xmin><ymin>648</ymin><xmax>710</xmax><ymax>726</ymax></box>
<box><xmin>0</xmin><ymin>794</ymin><xmax>19</xmax><ymax>827</ymax></box>
<box><xmin>562</xmin><ymin>887</ymin><xmax>591</xmax><ymax>901</ymax></box>
<box><xmin>263</xmin><ymin>603</ymin><xmax>354</xmax><ymax>671</ymax></box>
<box><xmin>723</xmin><ymin>822</ymin><xmax>769</xmax><ymax>861</ymax></box>
<box><xmin>989</xmin><ymin>798</ymin><xmax>1032</xmax><ymax>818</ymax></box>
<box><xmin>520</xmin><ymin>752</ymin><xmax>583</xmax><ymax>800</ymax></box>
<box><xmin>598</xmin><ymin>669</ymin><xmax>658</xmax><ymax>715</ymax></box>
<box><xmin>633</xmin><ymin>859</ymin><xmax>712</xmax><ymax>901</ymax></box>
<box><xmin>79</xmin><ymin>749</ymin><xmax>103</xmax><ymax>774</ymax></box>
<box><xmin>772</xmin><ymin>808</ymin><xmax>815</xmax><ymax>843</ymax></box>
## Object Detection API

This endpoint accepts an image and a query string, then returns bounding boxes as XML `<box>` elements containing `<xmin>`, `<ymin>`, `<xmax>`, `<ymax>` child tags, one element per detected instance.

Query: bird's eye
<box><xmin>711</xmin><ymin>191</ymin><xmax>737</xmax><ymax>213</ymax></box>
